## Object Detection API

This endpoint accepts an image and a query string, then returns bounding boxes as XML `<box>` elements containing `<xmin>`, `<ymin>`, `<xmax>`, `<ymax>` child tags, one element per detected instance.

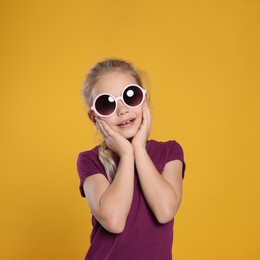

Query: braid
<box><xmin>98</xmin><ymin>142</ymin><xmax>116</xmax><ymax>183</ymax></box>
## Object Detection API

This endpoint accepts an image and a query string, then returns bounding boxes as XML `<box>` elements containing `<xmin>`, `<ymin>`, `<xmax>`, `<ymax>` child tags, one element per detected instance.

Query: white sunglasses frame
<box><xmin>90</xmin><ymin>84</ymin><xmax>147</xmax><ymax>118</ymax></box>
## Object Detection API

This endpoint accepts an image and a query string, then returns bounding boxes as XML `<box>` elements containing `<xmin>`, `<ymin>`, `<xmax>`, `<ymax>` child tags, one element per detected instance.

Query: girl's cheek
<box><xmin>102</xmin><ymin>117</ymin><xmax>115</xmax><ymax>128</ymax></box>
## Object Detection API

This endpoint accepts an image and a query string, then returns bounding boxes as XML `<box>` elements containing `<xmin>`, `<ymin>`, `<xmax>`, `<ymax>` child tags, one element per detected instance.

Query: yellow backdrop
<box><xmin>1</xmin><ymin>0</ymin><xmax>259</xmax><ymax>259</ymax></box>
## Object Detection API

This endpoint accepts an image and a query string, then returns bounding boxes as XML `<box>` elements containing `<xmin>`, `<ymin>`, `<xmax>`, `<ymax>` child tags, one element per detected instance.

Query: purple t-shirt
<box><xmin>77</xmin><ymin>140</ymin><xmax>185</xmax><ymax>260</ymax></box>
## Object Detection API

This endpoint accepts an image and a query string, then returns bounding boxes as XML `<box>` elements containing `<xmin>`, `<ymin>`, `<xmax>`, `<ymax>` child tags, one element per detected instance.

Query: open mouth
<box><xmin>118</xmin><ymin>118</ymin><xmax>135</xmax><ymax>127</ymax></box>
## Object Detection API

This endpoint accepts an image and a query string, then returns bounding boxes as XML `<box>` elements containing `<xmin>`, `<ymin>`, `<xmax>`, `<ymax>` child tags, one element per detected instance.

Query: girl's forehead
<box><xmin>93</xmin><ymin>71</ymin><xmax>137</xmax><ymax>96</ymax></box>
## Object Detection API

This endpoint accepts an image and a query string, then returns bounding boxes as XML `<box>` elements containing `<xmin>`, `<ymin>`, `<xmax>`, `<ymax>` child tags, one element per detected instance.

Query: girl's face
<box><xmin>91</xmin><ymin>71</ymin><xmax>146</xmax><ymax>139</ymax></box>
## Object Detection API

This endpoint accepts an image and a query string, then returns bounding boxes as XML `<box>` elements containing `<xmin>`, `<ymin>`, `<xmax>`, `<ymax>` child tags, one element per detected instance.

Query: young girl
<box><xmin>77</xmin><ymin>58</ymin><xmax>185</xmax><ymax>260</ymax></box>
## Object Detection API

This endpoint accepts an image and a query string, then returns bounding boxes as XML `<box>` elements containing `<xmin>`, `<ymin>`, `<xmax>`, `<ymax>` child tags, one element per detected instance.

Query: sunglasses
<box><xmin>91</xmin><ymin>84</ymin><xmax>146</xmax><ymax>117</ymax></box>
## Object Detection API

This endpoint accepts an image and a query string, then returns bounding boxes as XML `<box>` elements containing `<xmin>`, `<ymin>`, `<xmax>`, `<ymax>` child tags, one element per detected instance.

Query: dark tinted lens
<box><xmin>95</xmin><ymin>94</ymin><xmax>116</xmax><ymax>116</ymax></box>
<box><xmin>123</xmin><ymin>85</ymin><xmax>144</xmax><ymax>107</ymax></box>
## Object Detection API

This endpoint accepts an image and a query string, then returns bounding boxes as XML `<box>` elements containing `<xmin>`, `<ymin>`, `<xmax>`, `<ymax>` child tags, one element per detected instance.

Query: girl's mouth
<box><xmin>118</xmin><ymin>118</ymin><xmax>135</xmax><ymax>127</ymax></box>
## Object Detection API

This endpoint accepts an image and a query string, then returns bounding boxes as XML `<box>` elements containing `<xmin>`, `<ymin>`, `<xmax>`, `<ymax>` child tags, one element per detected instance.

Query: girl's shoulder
<box><xmin>78</xmin><ymin>145</ymin><xmax>99</xmax><ymax>159</ymax></box>
<box><xmin>147</xmin><ymin>139</ymin><xmax>186</xmax><ymax>176</ymax></box>
<box><xmin>146</xmin><ymin>139</ymin><xmax>185</xmax><ymax>163</ymax></box>
<box><xmin>77</xmin><ymin>145</ymin><xmax>102</xmax><ymax>172</ymax></box>
<box><xmin>147</xmin><ymin>139</ymin><xmax>183</xmax><ymax>151</ymax></box>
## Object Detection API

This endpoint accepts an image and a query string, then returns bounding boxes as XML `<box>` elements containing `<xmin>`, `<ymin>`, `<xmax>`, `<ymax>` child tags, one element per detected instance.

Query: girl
<box><xmin>77</xmin><ymin>58</ymin><xmax>185</xmax><ymax>260</ymax></box>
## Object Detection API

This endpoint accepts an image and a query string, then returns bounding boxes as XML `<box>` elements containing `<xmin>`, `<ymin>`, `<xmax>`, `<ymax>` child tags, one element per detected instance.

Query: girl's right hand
<box><xmin>96</xmin><ymin>118</ymin><xmax>133</xmax><ymax>157</ymax></box>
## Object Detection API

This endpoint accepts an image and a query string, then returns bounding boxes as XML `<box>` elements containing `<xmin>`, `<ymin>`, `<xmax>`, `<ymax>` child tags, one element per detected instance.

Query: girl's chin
<box><xmin>121</xmin><ymin>132</ymin><xmax>136</xmax><ymax>140</ymax></box>
<box><xmin>118</xmin><ymin>129</ymin><xmax>138</xmax><ymax>140</ymax></box>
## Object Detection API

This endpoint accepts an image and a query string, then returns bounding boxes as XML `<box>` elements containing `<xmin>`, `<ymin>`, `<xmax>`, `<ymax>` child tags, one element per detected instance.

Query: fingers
<box><xmin>140</xmin><ymin>106</ymin><xmax>152</xmax><ymax>135</ymax></box>
<box><xmin>144</xmin><ymin>106</ymin><xmax>152</xmax><ymax>130</ymax></box>
<box><xmin>96</xmin><ymin>117</ymin><xmax>119</xmax><ymax>141</ymax></box>
<box><xmin>142</xmin><ymin>107</ymin><xmax>149</xmax><ymax>127</ymax></box>
<box><xmin>96</xmin><ymin>118</ymin><xmax>111</xmax><ymax>139</ymax></box>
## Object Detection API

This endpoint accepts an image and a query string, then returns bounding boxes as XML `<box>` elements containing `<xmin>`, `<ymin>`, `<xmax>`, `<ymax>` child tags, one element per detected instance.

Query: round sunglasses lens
<box><xmin>95</xmin><ymin>94</ymin><xmax>116</xmax><ymax>116</ymax></box>
<box><xmin>123</xmin><ymin>85</ymin><xmax>144</xmax><ymax>107</ymax></box>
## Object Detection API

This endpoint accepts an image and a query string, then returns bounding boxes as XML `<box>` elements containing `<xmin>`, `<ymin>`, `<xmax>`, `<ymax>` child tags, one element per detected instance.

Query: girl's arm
<box><xmin>132</xmin><ymin>106</ymin><xmax>183</xmax><ymax>223</ymax></box>
<box><xmin>83</xmin><ymin>120</ymin><xmax>135</xmax><ymax>234</ymax></box>
<box><xmin>134</xmin><ymin>149</ymin><xmax>183</xmax><ymax>223</ymax></box>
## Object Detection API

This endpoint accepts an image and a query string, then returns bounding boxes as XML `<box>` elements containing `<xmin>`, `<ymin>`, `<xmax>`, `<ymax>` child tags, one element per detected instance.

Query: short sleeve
<box><xmin>165</xmin><ymin>140</ymin><xmax>186</xmax><ymax>178</ymax></box>
<box><xmin>77</xmin><ymin>148</ymin><xmax>106</xmax><ymax>197</ymax></box>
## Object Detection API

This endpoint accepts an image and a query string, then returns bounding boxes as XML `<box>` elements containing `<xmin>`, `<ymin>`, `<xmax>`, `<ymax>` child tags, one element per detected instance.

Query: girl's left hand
<box><xmin>132</xmin><ymin>103</ymin><xmax>152</xmax><ymax>149</ymax></box>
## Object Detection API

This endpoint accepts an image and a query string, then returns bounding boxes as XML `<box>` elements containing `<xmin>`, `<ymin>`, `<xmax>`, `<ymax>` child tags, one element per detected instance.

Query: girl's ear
<box><xmin>88</xmin><ymin>111</ymin><xmax>96</xmax><ymax>124</ymax></box>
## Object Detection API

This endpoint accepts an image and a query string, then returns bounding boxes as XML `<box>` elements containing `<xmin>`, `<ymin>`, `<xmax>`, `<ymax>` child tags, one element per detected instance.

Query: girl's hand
<box><xmin>96</xmin><ymin>118</ymin><xmax>133</xmax><ymax>157</ymax></box>
<box><xmin>132</xmin><ymin>104</ymin><xmax>152</xmax><ymax>149</ymax></box>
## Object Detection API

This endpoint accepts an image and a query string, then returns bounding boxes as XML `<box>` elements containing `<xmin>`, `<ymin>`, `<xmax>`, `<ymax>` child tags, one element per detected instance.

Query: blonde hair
<box><xmin>82</xmin><ymin>58</ymin><xmax>146</xmax><ymax>182</ymax></box>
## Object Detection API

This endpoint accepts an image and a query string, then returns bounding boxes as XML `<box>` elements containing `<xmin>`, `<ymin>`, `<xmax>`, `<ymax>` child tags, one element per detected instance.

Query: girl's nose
<box><xmin>117</xmin><ymin>100</ymin><xmax>129</xmax><ymax>116</ymax></box>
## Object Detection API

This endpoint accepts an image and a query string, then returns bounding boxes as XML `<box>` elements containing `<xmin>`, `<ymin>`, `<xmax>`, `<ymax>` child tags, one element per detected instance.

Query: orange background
<box><xmin>1</xmin><ymin>0</ymin><xmax>260</xmax><ymax>259</ymax></box>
